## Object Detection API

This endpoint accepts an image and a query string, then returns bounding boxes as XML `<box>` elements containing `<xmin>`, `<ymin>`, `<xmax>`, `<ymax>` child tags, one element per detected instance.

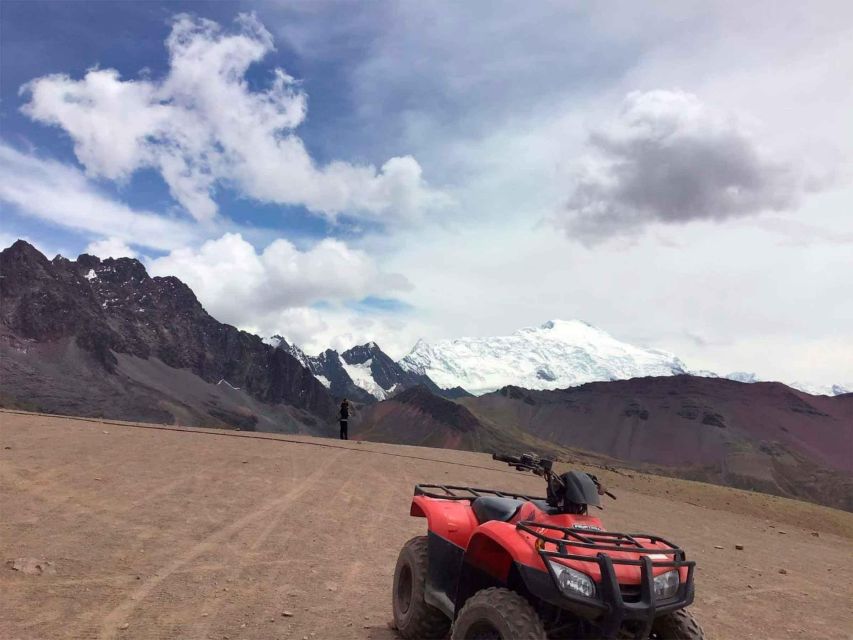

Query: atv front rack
<box><xmin>414</xmin><ymin>483</ymin><xmax>544</xmax><ymax>502</ymax></box>
<box><xmin>516</xmin><ymin>521</ymin><xmax>695</xmax><ymax>640</ymax></box>
<box><xmin>517</xmin><ymin>521</ymin><xmax>686</xmax><ymax>557</ymax></box>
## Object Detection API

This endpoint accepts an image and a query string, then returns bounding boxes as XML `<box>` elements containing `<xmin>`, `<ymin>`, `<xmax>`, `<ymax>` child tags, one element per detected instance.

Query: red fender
<box><xmin>463</xmin><ymin>519</ymin><xmax>544</xmax><ymax>582</ymax></box>
<box><xmin>410</xmin><ymin>495</ymin><xmax>479</xmax><ymax>548</ymax></box>
<box><xmin>411</xmin><ymin>497</ymin><xmax>546</xmax><ymax>581</ymax></box>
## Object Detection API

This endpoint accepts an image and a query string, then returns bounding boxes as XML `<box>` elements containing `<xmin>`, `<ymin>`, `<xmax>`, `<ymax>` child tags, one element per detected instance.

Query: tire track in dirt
<box><xmin>192</xmin><ymin>449</ymin><xmax>386</xmax><ymax>639</ymax></box>
<box><xmin>313</xmin><ymin>457</ymin><xmax>406</xmax><ymax>636</ymax></box>
<box><xmin>191</xmin><ymin>449</ymin><xmax>359</xmax><ymax>639</ymax></box>
<box><xmin>97</xmin><ymin>448</ymin><xmax>346</xmax><ymax>639</ymax></box>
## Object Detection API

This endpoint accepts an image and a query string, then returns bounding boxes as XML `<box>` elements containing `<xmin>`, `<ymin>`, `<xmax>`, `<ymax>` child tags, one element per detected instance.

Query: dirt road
<box><xmin>1</xmin><ymin>411</ymin><xmax>851</xmax><ymax>639</ymax></box>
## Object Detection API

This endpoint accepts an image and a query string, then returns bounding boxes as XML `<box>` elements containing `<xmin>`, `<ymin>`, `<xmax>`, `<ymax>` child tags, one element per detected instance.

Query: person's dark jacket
<box><xmin>339</xmin><ymin>402</ymin><xmax>349</xmax><ymax>420</ymax></box>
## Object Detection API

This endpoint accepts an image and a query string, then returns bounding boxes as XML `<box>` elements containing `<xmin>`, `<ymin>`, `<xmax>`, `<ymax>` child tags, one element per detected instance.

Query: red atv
<box><xmin>392</xmin><ymin>453</ymin><xmax>704</xmax><ymax>639</ymax></box>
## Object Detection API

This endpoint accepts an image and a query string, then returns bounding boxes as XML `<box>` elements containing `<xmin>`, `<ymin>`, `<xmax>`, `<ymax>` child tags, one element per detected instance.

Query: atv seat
<box><xmin>471</xmin><ymin>496</ymin><xmax>524</xmax><ymax>524</ymax></box>
<box><xmin>531</xmin><ymin>499</ymin><xmax>557</xmax><ymax>514</ymax></box>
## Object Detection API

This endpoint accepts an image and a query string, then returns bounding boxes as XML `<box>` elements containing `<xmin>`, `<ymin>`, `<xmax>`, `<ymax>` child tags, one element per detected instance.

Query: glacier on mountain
<box><xmin>266</xmin><ymin>322</ymin><xmax>849</xmax><ymax>399</ymax></box>
<box><xmin>398</xmin><ymin>319</ymin><xmax>688</xmax><ymax>396</ymax></box>
<box><xmin>339</xmin><ymin>358</ymin><xmax>388</xmax><ymax>401</ymax></box>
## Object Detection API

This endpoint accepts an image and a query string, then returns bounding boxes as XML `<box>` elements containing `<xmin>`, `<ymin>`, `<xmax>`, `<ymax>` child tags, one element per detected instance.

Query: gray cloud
<box><xmin>559</xmin><ymin>90</ymin><xmax>802</xmax><ymax>244</ymax></box>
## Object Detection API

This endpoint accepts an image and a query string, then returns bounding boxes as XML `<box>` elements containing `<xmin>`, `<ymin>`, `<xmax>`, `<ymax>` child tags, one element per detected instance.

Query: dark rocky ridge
<box><xmin>273</xmin><ymin>337</ymin><xmax>449</xmax><ymax>402</ymax></box>
<box><xmin>0</xmin><ymin>240</ymin><xmax>336</xmax><ymax>422</ymax></box>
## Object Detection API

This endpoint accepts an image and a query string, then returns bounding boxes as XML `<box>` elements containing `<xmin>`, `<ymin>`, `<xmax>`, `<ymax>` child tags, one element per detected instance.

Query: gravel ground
<box><xmin>1</xmin><ymin>410</ymin><xmax>851</xmax><ymax>639</ymax></box>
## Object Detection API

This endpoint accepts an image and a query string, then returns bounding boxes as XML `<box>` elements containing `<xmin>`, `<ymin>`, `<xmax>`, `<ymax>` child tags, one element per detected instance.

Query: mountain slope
<box><xmin>0</xmin><ymin>241</ymin><xmax>336</xmax><ymax>429</ymax></box>
<box><xmin>399</xmin><ymin>319</ymin><xmax>687</xmax><ymax>395</ymax></box>
<box><xmin>460</xmin><ymin>376</ymin><xmax>853</xmax><ymax>509</ymax></box>
<box><xmin>351</xmin><ymin>385</ymin><xmax>565</xmax><ymax>455</ymax></box>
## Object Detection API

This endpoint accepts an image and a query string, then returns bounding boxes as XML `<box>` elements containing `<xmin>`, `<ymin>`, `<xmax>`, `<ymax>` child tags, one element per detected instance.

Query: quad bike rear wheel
<box><xmin>649</xmin><ymin>609</ymin><xmax>705</xmax><ymax>639</ymax></box>
<box><xmin>392</xmin><ymin>536</ymin><xmax>450</xmax><ymax>639</ymax></box>
<box><xmin>451</xmin><ymin>587</ymin><xmax>547</xmax><ymax>640</ymax></box>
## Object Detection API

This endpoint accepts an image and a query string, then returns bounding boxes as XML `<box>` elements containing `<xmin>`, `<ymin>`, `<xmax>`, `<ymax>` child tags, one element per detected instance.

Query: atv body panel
<box><xmin>411</xmin><ymin>484</ymin><xmax>695</xmax><ymax>639</ymax></box>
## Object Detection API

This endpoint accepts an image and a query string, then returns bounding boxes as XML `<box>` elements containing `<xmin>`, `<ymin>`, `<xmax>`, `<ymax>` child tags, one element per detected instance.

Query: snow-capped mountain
<box><xmin>268</xmin><ymin>337</ymin><xmax>444</xmax><ymax>402</ymax></box>
<box><xmin>789</xmin><ymin>382</ymin><xmax>851</xmax><ymax>396</ymax></box>
<box><xmin>691</xmin><ymin>369</ymin><xmax>851</xmax><ymax>397</ymax></box>
<box><xmin>398</xmin><ymin>319</ymin><xmax>688</xmax><ymax>396</ymax></box>
<box><xmin>340</xmin><ymin>342</ymin><xmax>444</xmax><ymax>399</ymax></box>
<box><xmin>267</xmin><ymin>336</ymin><xmax>374</xmax><ymax>403</ymax></box>
<box><xmin>269</xmin><ymin>322</ymin><xmax>849</xmax><ymax>399</ymax></box>
<box><xmin>725</xmin><ymin>371</ymin><xmax>761</xmax><ymax>384</ymax></box>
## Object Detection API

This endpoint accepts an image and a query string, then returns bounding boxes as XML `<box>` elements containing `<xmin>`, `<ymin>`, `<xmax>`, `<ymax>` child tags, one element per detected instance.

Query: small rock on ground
<box><xmin>6</xmin><ymin>558</ymin><xmax>56</xmax><ymax>575</ymax></box>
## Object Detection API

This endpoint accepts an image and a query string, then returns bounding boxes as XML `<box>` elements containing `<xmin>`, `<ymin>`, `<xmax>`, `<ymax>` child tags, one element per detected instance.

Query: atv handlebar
<box><xmin>492</xmin><ymin>453</ymin><xmax>522</xmax><ymax>465</ymax></box>
<box><xmin>493</xmin><ymin>452</ymin><xmax>617</xmax><ymax>501</ymax></box>
<box><xmin>493</xmin><ymin>452</ymin><xmax>559</xmax><ymax>484</ymax></box>
<box><xmin>588</xmin><ymin>474</ymin><xmax>617</xmax><ymax>500</ymax></box>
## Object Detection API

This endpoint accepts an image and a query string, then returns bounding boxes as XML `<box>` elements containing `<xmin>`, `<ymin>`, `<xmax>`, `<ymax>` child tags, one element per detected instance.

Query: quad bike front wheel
<box><xmin>649</xmin><ymin>609</ymin><xmax>705</xmax><ymax>639</ymax></box>
<box><xmin>451</xmin><ymin>587</ymin><xmax>547</xmax><ymax>640</ymax></box>
<box><xmin>392</xmin><ymin>536</ymin><xmax>450</xmax><ymax>639</ymax></box>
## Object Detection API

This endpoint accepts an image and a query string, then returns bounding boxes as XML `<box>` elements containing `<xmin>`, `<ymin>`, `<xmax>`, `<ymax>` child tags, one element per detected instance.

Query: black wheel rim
<box><xmin>396</xmin><ymin>564</ymin><xmax>413</xmax><ymax>614</ymax></box>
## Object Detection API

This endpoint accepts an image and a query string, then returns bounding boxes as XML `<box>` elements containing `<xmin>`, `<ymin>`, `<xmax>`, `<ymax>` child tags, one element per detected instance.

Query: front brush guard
<box><xmin>516</xmin><ymin>521</ymin><xmax>696</xmax><ymax>640</ymax></box>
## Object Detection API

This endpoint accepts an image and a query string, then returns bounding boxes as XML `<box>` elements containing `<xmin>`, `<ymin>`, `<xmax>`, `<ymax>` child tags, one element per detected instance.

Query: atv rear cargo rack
<box><xmin>414</xmin><ymin>483</ymin><xmax>544</xmax><ymax>502</ymax></box>
<box><xmin>516</xmin><ymin>521</ymin><xmax>696</xmax><ymax>640</ymax></box>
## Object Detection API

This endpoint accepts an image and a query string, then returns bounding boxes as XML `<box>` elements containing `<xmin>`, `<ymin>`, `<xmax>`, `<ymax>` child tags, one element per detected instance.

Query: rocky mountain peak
<box><xmin>74</xmin><ymin>253</ymin><xmax>101</xmax><ymax>270</ymax></box>
<box><xmin>6</xmin><ymin>238</ymin><xmax>44</xmax><ymax>259</ymax></box>
<box><xmin>342</xmin><ymin>342</ymin><xmax>391</xmax><ymax>366</ymax></box>
<box><xmin>1</xmin><ymin>240</ymin><xmax>335</xmax><ymax>420</ymax></box>
<box><xmin>2</xmin><ymin>239</ymin><xmax>52</xmax><ymax>278</ymax></box>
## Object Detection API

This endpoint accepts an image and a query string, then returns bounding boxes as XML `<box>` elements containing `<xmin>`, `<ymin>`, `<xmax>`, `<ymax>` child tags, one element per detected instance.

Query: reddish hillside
<box><xmin>352</xmin><ymin>386</ymin><xmax>557</xmax><ymax>454</ymax></box>
<box><xmin>463</xmin><ymin>377</ymin><xmax>853</xmax><ymax>470</ymax></box>
<box><xmin>460</xmin><ymin>376</ymin><xmax>853</xmax><ymax>509</ymax></box>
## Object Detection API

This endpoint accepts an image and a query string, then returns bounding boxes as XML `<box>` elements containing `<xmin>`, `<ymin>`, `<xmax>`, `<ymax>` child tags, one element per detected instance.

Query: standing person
<box><xmin>339</xmin><ymin>398</ymin><xmax>349</xmax><ymax>440</ymax></box>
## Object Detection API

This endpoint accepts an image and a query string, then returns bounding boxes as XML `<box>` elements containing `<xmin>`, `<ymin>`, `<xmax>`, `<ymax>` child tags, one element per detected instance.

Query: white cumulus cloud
<box><xmin>85</xmin><ymin>237</ymin><xmax>138</xmax><ymax>259</ymax></box>
<box><xmin>20</xmin><ymin>13</ymin><xmax>446</xmax><ymax>223</ymax></box>
<box><xmin>259</xmin><ymin>305</ymin><xmax>428</xmax><ymax>359</ymax></box>
<box><xmin>147</xmin><ymin>232</ymin><xmax>410</xmax><ymax>330</ymax></box>
<box><xmin>558</xmin><ymin>90</ymin><xmax>804</xmax><ymax>244</ymax></box>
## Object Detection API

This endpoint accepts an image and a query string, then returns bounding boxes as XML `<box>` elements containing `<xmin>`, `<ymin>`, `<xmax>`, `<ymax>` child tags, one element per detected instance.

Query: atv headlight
<box><xmin>548</xmin><ymin>561</ymin><xmax>596</xmax><ymax>598</ymax></box>
<box><xmin>653</xmin><ymin>570</ymin><xmax>679</xmax><ymax>600</ymax></box>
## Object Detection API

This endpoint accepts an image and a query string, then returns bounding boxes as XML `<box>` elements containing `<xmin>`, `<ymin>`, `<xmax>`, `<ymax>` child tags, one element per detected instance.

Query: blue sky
<box><xmin>0</xmin><ymin>0</ymin><xmax>375</xmax><ymax>249</ymax></box>
<box><xmin>1</xmin><ymin>1</ymin><xmax>851</xmax><ymax>388</ymax></box>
